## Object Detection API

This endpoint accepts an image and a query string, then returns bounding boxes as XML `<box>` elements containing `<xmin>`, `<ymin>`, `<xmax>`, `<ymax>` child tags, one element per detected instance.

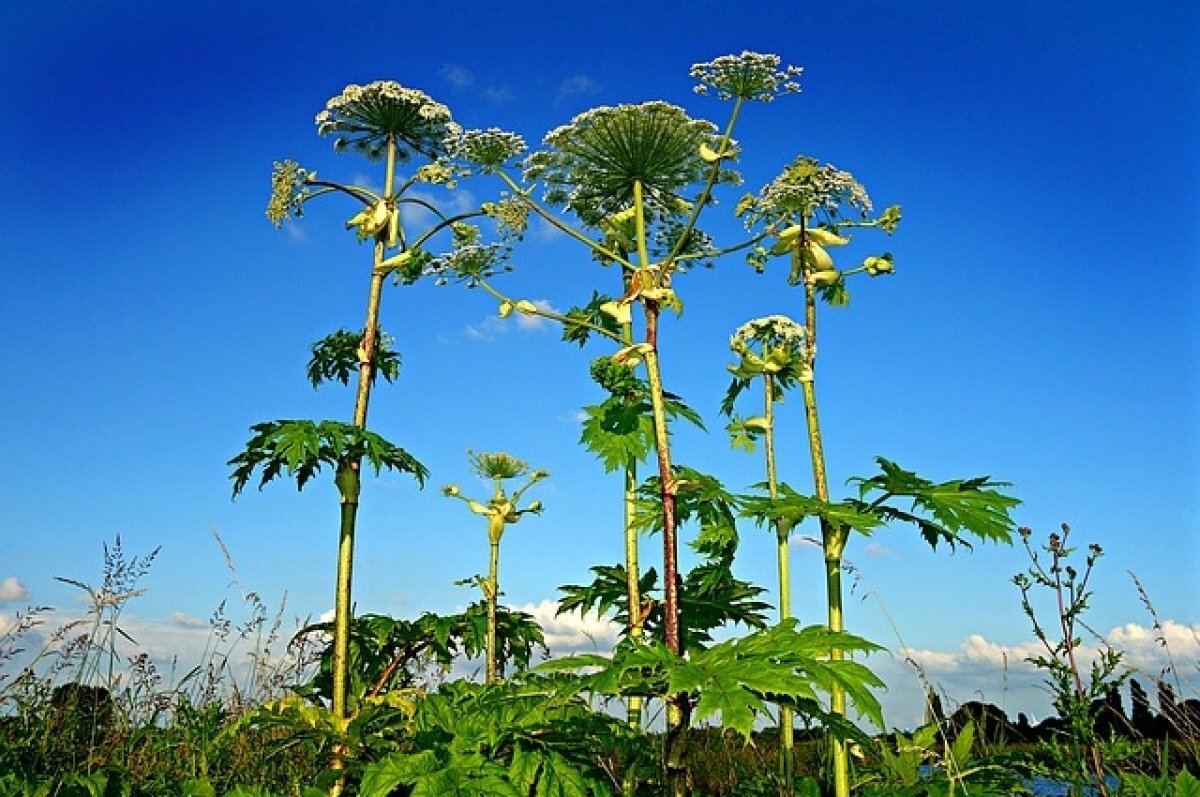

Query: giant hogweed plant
<box><xmin>571</xmin><ymin>355</ymin><xmax>705</xmax><ymax>727</ymax></box>
<box><xmin>442</xmin><ymin>451</ymin><xmax>547</xmax><ymax>684</ymax></box>
<box><xmin>436</xmin><ymin>52</ymin><xmax>902</xmax><ymax>792</ymax></box>
<box><xmin>734</xmin><ymin>158</ymin><xmax>1020</xmax><ymax>797</ymax></box>
<box><xmin>437</xmin><ymin>44</ymin><xmax>797</xmax><ymax>689</ymax></box>
<box><xmin>720</xmin><ymin>314</ymin><xmax>809</xmax><ymax>784</ymax></box>
<box><xmin>431</xmin><ymin>53</ymin><xmax>899</xmax><ymax>793</ymax></box>
<box><xmin>230</xmin><ymin>81</ymin><xmax>514</xmax><ymax>740</ymax></box>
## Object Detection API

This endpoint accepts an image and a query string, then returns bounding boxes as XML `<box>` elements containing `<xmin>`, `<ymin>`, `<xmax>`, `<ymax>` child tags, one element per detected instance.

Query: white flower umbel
<box><xmin>452</xmin><ymin>128</ymin><xmax>528</xmax><ymax>173</ymax></box>
<box><xmin>523</xmin><ymin>101</ymin><xmax>721</xmax><ymax>225</ymax></box>
<box><xmin>691</xmin><ymin>51</ymin><xmax>803</xmax><ymax>102</ymax></box>
<box><xmin>745</xmin><ymin>156</ymin><xmax>874</xmax><ymax>227</ymax></box>
<box><xmin>315</xmin><ymin>80</ymin><xmax>458</xmax><ymax>162</ymax></box>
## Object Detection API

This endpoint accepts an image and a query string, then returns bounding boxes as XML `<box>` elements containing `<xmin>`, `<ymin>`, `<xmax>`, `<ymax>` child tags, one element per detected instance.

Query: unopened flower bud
<box><xmin>809</xmin><ymin>270</ymin><xmax>840</xmax><ymax>288</ymax></box>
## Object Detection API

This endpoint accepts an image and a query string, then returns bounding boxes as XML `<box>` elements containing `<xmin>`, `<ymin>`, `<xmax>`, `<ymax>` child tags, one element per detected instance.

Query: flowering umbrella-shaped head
<box><xmin>728</xmin><ymin>315</ymin><xmax>808</xmax><ymax>375</ymax></box>
<box><xmin>691</xmin><ymin>51</ymin><xmax>803</xmax><ymax>103</ymax></box>
<box><xmin>315</xmin><ymin>80</ymin><xmax>458</xmax><ymax>162</ymax></box>
<box><xmin>723</xmin><ymin>315</ymin><xmax>811</xmax><ymax>415</ymax></box>
<box><xmin>524</xmin><ymin>101</ymin><xmax>728</xmax><ymax>227</ymax></box>
<box><xmin>741</xmin><ymin>155</ymin><xmax>873</xmax><ymax>228</ymax></box>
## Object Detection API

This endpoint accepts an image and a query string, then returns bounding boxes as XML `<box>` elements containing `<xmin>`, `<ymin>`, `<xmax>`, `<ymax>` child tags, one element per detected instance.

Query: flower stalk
<box><xmin>443</xmin><ymin>453</ymin><xmax>546</xmax><ymax>683</ymax></box>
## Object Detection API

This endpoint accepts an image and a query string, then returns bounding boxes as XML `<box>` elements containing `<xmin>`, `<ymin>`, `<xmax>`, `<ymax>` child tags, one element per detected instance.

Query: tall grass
<box><xmin>0</xmin><ymin>535</ymin><xmax>323</xmax><ymax>795</ymax></box>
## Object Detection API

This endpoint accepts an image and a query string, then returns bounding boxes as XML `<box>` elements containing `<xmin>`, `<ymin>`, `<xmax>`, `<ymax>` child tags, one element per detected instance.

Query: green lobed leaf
<box><xmin>228</xmin><ymin>420</ymin><xmax>428</xmax><ymax>496</ymax></box>
<box><xmin>560</xmin><ymin>291</ymin><xmax>621</xmax><ymax>347</ymax></box>
<box><xmin>737</xmin><ymin>481</ymin><xmax>885</xmax><ymax>536</ymax></box>
<box><xmin>848</xmin><ymin>457</ymin><xmax>1020</xmax><ymax>550</ymax></box>
<box><xmin>307</xmin><ymin>328</ymin><xmax>401</xmax><ymax>388</ymax></box>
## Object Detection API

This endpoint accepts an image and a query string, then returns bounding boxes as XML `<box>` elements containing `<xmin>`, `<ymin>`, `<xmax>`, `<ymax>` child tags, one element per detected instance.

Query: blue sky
<box><xmin>1</xmin><ymin>1</ymin><xmax>1196</xmax><ymax>728</ymax></box>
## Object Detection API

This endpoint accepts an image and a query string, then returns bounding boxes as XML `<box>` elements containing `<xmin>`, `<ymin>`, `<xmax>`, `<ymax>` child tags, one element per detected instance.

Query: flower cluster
<box><xmin>413</xmin><ymin>159</ymin><xmax>467</xmax><ymax>188</ymax></box>
<box><xmin>523</xmin><ymin>102</ymin><xmax>720</xmax><ymax>225</ymax></box>
<box><xmin>469</xmin><ymin>451</ymin><xmax>531</xmax><ymax>481</ymax></box>
<box><xmin>726</xmin><ymin>314</ymin><xmax>811</xmax><ymax>391</ymax></box>
<box><xmin>265</xmin><ymin>160</ymin><xmax>314</xmax><ymax>227</ymax></box>
<box><xmin>315</xmin><ymin>80</ymin><xmax>458</xmax><ymax>162</ymax></box>
<box><xmin>691</xmin><ymin>52</ymin><xmax>803</xmax><ymax>102</ymax></box>
<box><xmin>730</xmin><ymin>315</ymin><xmax>807</xmax><ymax>354</ymax></box>
<box><xmin>483</xmin><ymin>195</ymin><xmax>531</xmax><ymax>240</ymax></box>
<box><xmin>742</xmin><ymin>156</ymin><xmax>873</xmax><ymax>227</ymax></box>
<box><xmin>452</xmin><ymin>127</ymin><xmax>527</xmax><ymax>172</ymax></box>
<box><xmin>425</xmin><ymin>242</ymin><xmax>512</xmax><ymax>286</ymax></box>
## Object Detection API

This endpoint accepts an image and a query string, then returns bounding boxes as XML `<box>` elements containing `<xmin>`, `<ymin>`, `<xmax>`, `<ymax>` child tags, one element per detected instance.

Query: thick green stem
<box><xmin>797</xmin><ymin>244</ymin><xmax>851</xmax><ymax>797</ymax></box>
<box><xmin>616</xmin><ymin>257</ymin><xmax>643</xmax><ymax>729</ymax></box>
<box><xmin>764</xmin><ymin>375</ymin><xmax>795</xmax><ymax>789</ymax></box>
<box><xmin>633</xmin><ymin>181</ymin><xmax>679</xmax><ymax>657</ymax></box>
<box><xmin>634</xmin><ymin>179</ymin><xmax>686</xmax><ymax>796</ymax></box>
<box><xmin>332</xmin><ymin>488</ymin><xmax>359</xmax><ymax>720</ymax></box>
<box><xmin>328</xmin><ymin>139</ymin><xmax>399</xmax><ymax>797</ymax></box>
<box><xmin>487</xmin><ymin>538</ymin><xmax>500</xmax><ymax>683</ymax></box>
<box><xmin>623</xmin><ymin>459</ymin><xmax>644</xmax><ymax>727</ymax></box>
<box><xmin>644</xmin><ymin>325</ymin><xmax>679</xmax><ymax>652</ymax></box>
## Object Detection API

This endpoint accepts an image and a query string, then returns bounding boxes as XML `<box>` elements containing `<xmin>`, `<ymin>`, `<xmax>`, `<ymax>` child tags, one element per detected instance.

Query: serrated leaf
<box><xmin>359</xmin><ymin>751</ymin><xmax>441</xmax><ymax>797</ymax></box>
<box><xmin>848</xmin><ymin>457</ymin><xmax>1019</xmax><ymax>550</ymax></box>
<box><xmin>228</xmin><ymin>420</ymin><xmax>428</xmax><ymax>496</ymax></box>
<box><xmin>738</xmin><ymin>482</ymin><xmax>885</xmax><ymax>536</ymax></box>
<box><xmin>560</xmin><ymin>291</ymin><xmax>621</xmax><ymax>347</ymax></box>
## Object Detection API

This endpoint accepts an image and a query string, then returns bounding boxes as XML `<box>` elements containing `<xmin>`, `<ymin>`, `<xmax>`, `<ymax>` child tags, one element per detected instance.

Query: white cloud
<box><xmin>481</xmin><ymin>86</ymin><xmax>514</xmax><ymax>104</ymax></box>
<box><xmin>0</xmin><ymin>577</ymin><xmax>29</xmax><ymax>601</ymax></box>
<box><xmin>464</xmin><ymin>299</ymin><xmax>560</xmax><ymax>341</ymax></box>
<box><xmin>441</xmin><ymin>64</ymin><xmax>474</xmax><ymax>90</ymax></box>
<box><xmin>879</xmin><ymin>620</ymin><xmax>1200</xmax><ymax>729</ymax></box>
<box><xmin>351</xmin><ymin>172</ymin><xmax>382</xmax><ymax>193</ymax></box>
<box><xmin>531</xmin><ymin>216</ymin><xmax>564</xmax><ymax>242</ymax></box>
<box><xmin>514</xmin><ymin>299</ymin><xmax>559</xmax><ymax>331</ymax></box>
<box><xmin>1107</xmin><ymin>619</ymin><xmax>1199</xmax><ymax>671</ymax></box>
<box><xmin>557</xmin><ymin>75</ymin><xmax>601</xmax><ymax>102</ymax></box>
<box><xmin>401</xmin><ymin>187</ymin><xmax>476</xmax><ymax>230</ymax></box>
<box><xmin>788</xmin><ymin>534</ymin><xmax>822</xmax><ymax>551</ymax></box>
<box><xmin>519</xmin><ymin>599</ymin><xmax>620</xmax><ymax>654</ymax></box>
<box><xmin>168</xmin><ymin>611</ymin><xmax>208</xmax><ymax>629</ymax></box>
<box><xmin>463</xmin><ymin>315</ymin><xmax>508</xmax><ymax>342</ymax></box>
<box><xmin>862</xmin><ymin>542</ymin><xmax>899</xmax><ymax>559</ymax></box>
<box><xmin>441</xmin><ymin>64</ymin><xmax>512</xmax><ymax>104</ymax></box>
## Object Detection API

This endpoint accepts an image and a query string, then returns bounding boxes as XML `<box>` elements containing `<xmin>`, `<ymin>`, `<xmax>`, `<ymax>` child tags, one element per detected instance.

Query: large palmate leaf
<box><xmin>294</xmin><ymin>604</ymin><xmax>546</xmax><ymax>707</ymax></box>
<box><xmin>557</xmin><ymin>561</ymin><xmax>767</xmax><ymax>651</ymax></box>
<box><xmin>848</xmin><ymin>457</ymin><xmax>1020</xmax><ymax>550</ymax></box>
<box><xmin>633</xmin><ymin>466</ymin><xmax>738</xmax><ymax>556</ymax></box>
<box><xmin>578</xmin><ymin>399</ymin><xmax>654</xmax><ymax>473</ymax></box>
<box><xmin>359</xmin><ymin>680</ymin><xmax>634</xmax><ymax>797</ymax></box>
<box><xmin>738</xmin><ymin>481</ymin><xmax>886</xmax><ymax>537</ymax></box>
<box><xmin>360</xmin><ymin>750</ymin><xmax>520</xmax><ymax>797</ymax></box>
<box><xmin>557</xmin><ymin>563</ymin><xmax>657</xmax><ymax>628</ymax></box>
<box><xmin>228</xmin><ymin>419</ymin><xmax>428</xmax><ymax>495</ymax></box>
<box><xmin>561</xmin><ymin>292</ymin><xmax>622</xmax><ymax>348</ymax></box>
<box><xmin>539</xmin><ymin>620</ymin><xmax>885</xmax><ymax>740</ymax></box>
<box><xmin>579</xmin><ymin>360</ymin><xmax>704</xmax><ymax>473</ymax></box>
<box><xmin>306</xmin><ymin>328</ymin><xmax>401</xmax><ymax>388</ymax></box>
